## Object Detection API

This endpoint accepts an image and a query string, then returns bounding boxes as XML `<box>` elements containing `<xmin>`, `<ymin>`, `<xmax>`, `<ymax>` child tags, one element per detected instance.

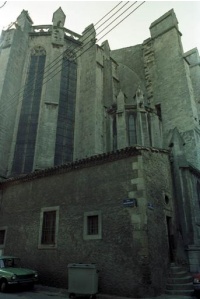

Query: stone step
<box><xmin>168</xmin><ymin>271</ymin><xmax>191</xmax><ymax>278</ymax></box>
<box><xmin>165</xmin><ymin>264</ymin><xmax>194</xmax><ymax>298</ymax></box>
<box><xmin>169</xmin><ymin>266</ymin><xmax>189</xmax><ymax>274</ymax></box>
<box><xmin>165</xmin><ymin>289</ymin><xmax>194</xmax><ymax>296</ymax></box>
<box><xmin>166</xmin><ymin>282</ymin><xmax>194</xmax><ymax>291</ymax></box>
<box><xmin>167</xmin><ymin>276</ymin><xmax>193</xmax><ymax>284</ymax></box>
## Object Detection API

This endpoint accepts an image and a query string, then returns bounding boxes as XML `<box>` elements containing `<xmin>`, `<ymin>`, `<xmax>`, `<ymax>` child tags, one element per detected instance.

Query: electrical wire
<box><xmin>0</xmin><ymin>1</ymin><xmax>144</xmax><ymax>139</ymax></box>
<box><xmin>0</xmin><ymin>1</ymin><xmax>7</xmax><ymax>9</ymax></box>
<box><xmin>0</xmin><ymin>2</ymin><xmax>146</xmax><ymax>144</ymax></box>
<box><xmin>0</xmin><ymin>1</ymin><xmax>146</xmax><ymax>175</ymax></box>
<box><xmin>0</xmin><ymin>1</ymin><xmax>127</xmax><ymax>113</ymax></box>
<box><xmin>0</xmin><ymin>1</ymin><xmax>139</xmax><ymax>122</ymax></box>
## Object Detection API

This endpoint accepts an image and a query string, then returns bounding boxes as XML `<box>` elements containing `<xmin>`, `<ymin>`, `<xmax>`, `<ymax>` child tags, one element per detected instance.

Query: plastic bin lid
<box><xmin>68</xmin><ymin>263</ymin><xmax>96</xmax><ymax>269</ymax></box>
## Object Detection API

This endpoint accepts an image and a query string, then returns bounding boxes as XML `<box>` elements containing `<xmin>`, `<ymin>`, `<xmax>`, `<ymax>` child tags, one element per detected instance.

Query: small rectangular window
<box><xmin>83</xmin><ymin>211</ymin><xmax>102</xmax><ymax>240</ymax></box>
<box><xmin>0</xmin><ymin>227</ymin><xmax>7</xmax><ymax>249</ymax></box>
<box><xmin>38</xmin><ymin>207</ymin><xmax>59</xmax><ymax>249</ymax></box>
<box><xmin>87</xmin><ymin>215</ymin><xmax>99</xmax><ymax>235</ymax></box>
<box><xmin>0</xmin><ymin>230</ymin><xmax>5</xmax><ymax>245</ymax></box>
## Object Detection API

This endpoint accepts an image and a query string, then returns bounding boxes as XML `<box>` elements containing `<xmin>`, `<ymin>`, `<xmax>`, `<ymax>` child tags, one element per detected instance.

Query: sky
<box><xmin>0</xmin><ymin>1</ymin><xmax>200</xmax><ymax>53</ymax></box>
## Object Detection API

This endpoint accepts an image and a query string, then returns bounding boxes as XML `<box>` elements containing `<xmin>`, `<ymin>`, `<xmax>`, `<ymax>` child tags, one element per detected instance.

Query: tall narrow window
<box><xmin>38</xmin><ymin>207</ymin><xmax>59</xmax><ymax>249</ymax></box>
<box><xmin>12</xmin><ymin>46</ymin><xmax>46</xmax><ymax>175</ymax></box>
<box><xmin>0</xmin><ymin>227</ymin><xmax>7</xmax><ymax>250</ymax></box>
<box><xmin>147</xmin><ymin>113</ymin><xmax>152</xmax><ymax>146</ymax></box>
<box><xmin>41</xmin><ymin>211</ymin><xmax>56</xmax><ymax>245</ymax></box>
<box><xmin>128</xmin><ymin>114</ymin><xmax>137</xmax><ymax>145</ymax></box>
<box><xmin>197</xmin><ymin>181</ymin><xmax>200</xmax><ymax>208</ymax></box>
<box><xmin>0</xmin><ymin>230</ymin><xmax>5</xmax><ymax>245</ymax></box>
<box><xmin>113</xmin><ymin>115</ymin><xmax>117</xmax><ymax>151</ymax></box>
<box><xmin>54</xmin><ymin>52</ymin><xmax>77</xmax><ymax>166</ymax></box>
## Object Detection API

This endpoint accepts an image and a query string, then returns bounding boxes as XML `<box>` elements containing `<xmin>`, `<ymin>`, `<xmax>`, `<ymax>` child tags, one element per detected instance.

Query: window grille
<box><xmin>41</xmin><ymin>211</ymin><xmax>56</xmax><ymax>245</ymax></box>
<box><xmin>87</xmin><ymin>215</ymin><xmax>99</xmax><ymax>235</ymax></box>
<box><xmin>0</xmin><ymin>230</ymin><xmax>5</xmax><ymax>245</ymax></box>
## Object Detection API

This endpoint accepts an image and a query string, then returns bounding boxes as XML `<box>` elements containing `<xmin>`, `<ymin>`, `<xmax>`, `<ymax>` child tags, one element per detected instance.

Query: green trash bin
<box><xmin>68</xmin><ymin>263</ymin><xmax>99</xmax><ymax>298</ymax></box>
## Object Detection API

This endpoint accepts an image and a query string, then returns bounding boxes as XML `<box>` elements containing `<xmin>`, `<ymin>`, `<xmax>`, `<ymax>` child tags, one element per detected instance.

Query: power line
<box><xmin>0</xmin><ymin>1</ymin><xmax>7</xmax><ymax>9</ymax></box>
<box><xmin>98</xmin><ymin>1</ymin><xmax>145</xmax><ymax>42</ymax></box>
<box><xmin>27</xmin><ymin>2</ymin><xmax>144</xmax><ymax>101</ymax></box>
<box><xmin>0</xmin><ymin>1</ymin><xmax>145</xmax><ymax>140</ymax></box>
<box><xmin>0</xmin><ymin>2</ymin><xmax>146</xmax><ymax>138</ymax></box>
<box><xmin>0</xmin><ymin>1</ymin><xmax>134</xmax><ymax>115</ymax></box>
<box><xmin>0</xmin><ymin>1</ymin><xmax>146</xmax><ymax>175</ymax></box>
<box><xmin>0</xmin><ymin>1</ymin><xmax>130</xmax><ymax>116</ymax></box>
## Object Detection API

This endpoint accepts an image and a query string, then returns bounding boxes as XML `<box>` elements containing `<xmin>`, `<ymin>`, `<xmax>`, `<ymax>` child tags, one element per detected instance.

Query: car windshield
<box><xmin>0</xmin><ymin>258</ymin><xmax>21</xmax><ymax>268</ymax></box>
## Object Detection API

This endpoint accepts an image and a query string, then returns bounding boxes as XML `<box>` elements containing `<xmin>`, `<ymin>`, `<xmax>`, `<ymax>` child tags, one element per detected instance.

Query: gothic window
<box><xmin>128</xmin><ymin>114</ymin><xmax>137</xmax><ymax>146</ymax></box>
<box><xmin>12</xmin><ymin>46</ymin><xmax>46</xmax><ymax>175</ymax></box>
<box><xmin>197</xmin><ymin>181</ymin><xmax>200</xmax><ymax>208</ymax></box>
<box><xmin>54</xmin><ymin>52</ymin><xmax>77</xmax><ymax>165</ymax></box>
<box><xmin>147</xmin><ymin>113</ymin><xmax>152</xmax><ymax>146</ymax></box>
<box><xmin>112</xmin><ymin>114</ymin><xmax>117</xmax><ymax>151</ymax></box>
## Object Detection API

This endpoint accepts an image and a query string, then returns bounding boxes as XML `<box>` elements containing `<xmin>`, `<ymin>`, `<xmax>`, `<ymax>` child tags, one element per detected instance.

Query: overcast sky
<box><xmin>0</xmin><ymin>1</ymin><xmax>200</xmax><ymax>53</ymax></box>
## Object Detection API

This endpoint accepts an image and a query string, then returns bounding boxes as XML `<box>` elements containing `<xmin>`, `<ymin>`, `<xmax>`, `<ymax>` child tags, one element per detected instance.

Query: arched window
<box><xmin>12</xmin><ymin>46</ymin><xmax>46</xmax><ymax>174</ymax></box>
<box><xmin>112</xmin><ymin>114</ymin><xmax>117</xmax><ymax>151</ymax></box>
<box><xmin>197</xmin><ymin>181</ymin><xmax>200</xmax><ymax>208</ymax></box>
<box><xmin>54</xmin><ymin>51</ymin><xmax>77</xmax><ymax>165</ymax></box>
<box><xmin>128</xmin><ymin>114</ymin><xmax>137</xmax><ymax>146</ymax></box>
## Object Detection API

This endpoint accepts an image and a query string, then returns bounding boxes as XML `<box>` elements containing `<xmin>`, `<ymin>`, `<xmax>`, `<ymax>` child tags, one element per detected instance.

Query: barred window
<box><xmin>83</xmin><ymin>211</ymin><xmax>102</xmax><ymax>240</ymax></box>
<box><xmin>0</xmin><ymin>230</ymin><xmax>5</xmax><ymax>245</ymax></box>
<box><xmin>0</xmin><ymin>227</ymin><xmax>7</xmax><ymax>249</ymax></box>
<box><xmin>41</xmin><ymin>211</ymin><xmax>56</xmax><ymax>245</ymax></box>
<box><xmin>38</xmin><ymin>207</ymin><xmax>59</xmax><ymax>249</ymax></box>
<box><xmin>87</xmin><ymin>215</ymin><xmax>99</xmax><ymax>235</ymax></box>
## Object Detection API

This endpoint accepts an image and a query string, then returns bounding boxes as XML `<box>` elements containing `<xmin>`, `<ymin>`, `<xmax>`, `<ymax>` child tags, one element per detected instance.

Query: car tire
<box><xmin>0</xmin><ymin>280</ymin><xmax>8</xmax><ymax>292</ymax></box>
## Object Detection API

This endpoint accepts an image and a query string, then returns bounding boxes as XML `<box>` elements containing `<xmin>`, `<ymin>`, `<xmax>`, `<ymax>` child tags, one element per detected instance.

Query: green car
<box><xmin>0</xmin><ymin>256</ymin><xmax>38</xmax><ymax>292</ymax></box>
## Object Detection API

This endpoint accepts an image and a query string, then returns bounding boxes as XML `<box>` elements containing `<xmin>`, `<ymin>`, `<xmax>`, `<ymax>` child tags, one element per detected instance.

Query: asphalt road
<box><xmin>0</xmin><ymin>291</ymin><xmax>67</xmax><ymax>299</ymax></box>
<box><xmin>0</xmin><ymin>290</ymin><xmax>67</xmax><ymax>299</ymax></box>
<box><xmin>0</xmin><ymin>286</ymin><xmax>68</xmax><ymax>299</ymax></box>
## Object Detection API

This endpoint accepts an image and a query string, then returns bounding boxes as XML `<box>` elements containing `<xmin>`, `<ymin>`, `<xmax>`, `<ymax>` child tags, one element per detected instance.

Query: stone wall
<box><xmin>0</xmin><ymin>148</ymin><xmax>174</xmax><ymax>297</ymax></box>
<box><xmin>0</xmin><ymin>15</ymin><xmax>31</xmax><ymax>177</ymax></box>
<box><xmin>142</xmin><ymin>150</ymin><xmax>175</xmax><ymax>293</ymax></box>
<box><xmin>149</xmin><ymin>10</ymin><xmax>200</xmax><ymax>169</ymax></box>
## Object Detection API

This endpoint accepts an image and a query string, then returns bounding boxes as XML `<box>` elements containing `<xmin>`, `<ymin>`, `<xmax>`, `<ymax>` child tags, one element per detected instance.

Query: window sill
<box><xmin>38</xmin><ymin>244</ymin><xmax>57</xmax><ymax>250</ymax></box>
<box><xmin>83</xmin><ymin>235</ymin><xmax>102</xmax><ymax>241</ymax></box>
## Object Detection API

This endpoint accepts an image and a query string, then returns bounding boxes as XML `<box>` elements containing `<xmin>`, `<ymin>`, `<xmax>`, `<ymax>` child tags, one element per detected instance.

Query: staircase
<box><xmin>165</xmin><ymin>263</ymin><xmax>194</xmax><ymax>297</ymax></box>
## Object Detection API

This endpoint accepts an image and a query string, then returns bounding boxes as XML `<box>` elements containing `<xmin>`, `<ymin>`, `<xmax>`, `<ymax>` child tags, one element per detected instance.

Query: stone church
<box><xmin>0</xmin><ymin>7</ymin><xmax>200</xmax><ymax>297</ymax></box>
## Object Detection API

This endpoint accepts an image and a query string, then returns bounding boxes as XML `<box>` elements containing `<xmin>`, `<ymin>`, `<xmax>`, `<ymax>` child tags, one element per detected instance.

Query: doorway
<box><xmin>166</xmin><ymin>216</ymin><xmax>174</xmax><ymax>262</ymax></box>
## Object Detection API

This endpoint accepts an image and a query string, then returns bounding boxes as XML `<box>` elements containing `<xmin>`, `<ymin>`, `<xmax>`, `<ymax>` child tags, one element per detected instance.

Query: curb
<box><xmin>34</xmin><ymin>285</ymin><xmax>196</xmax><ymax>299</ymax></box>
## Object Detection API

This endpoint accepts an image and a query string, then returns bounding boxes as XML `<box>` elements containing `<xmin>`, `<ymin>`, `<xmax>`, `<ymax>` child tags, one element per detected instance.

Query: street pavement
<box><xmin>0</xmin><ymin>285</ymin><xmax>197</xmax><ymax>299</ymax></box>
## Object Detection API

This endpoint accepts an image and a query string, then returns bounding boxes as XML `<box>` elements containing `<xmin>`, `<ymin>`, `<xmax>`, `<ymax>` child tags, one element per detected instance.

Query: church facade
<box><xmin>0</xmin><ymin>7</ymin><xmax>200</xmax><ymax>297</ymax></box>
